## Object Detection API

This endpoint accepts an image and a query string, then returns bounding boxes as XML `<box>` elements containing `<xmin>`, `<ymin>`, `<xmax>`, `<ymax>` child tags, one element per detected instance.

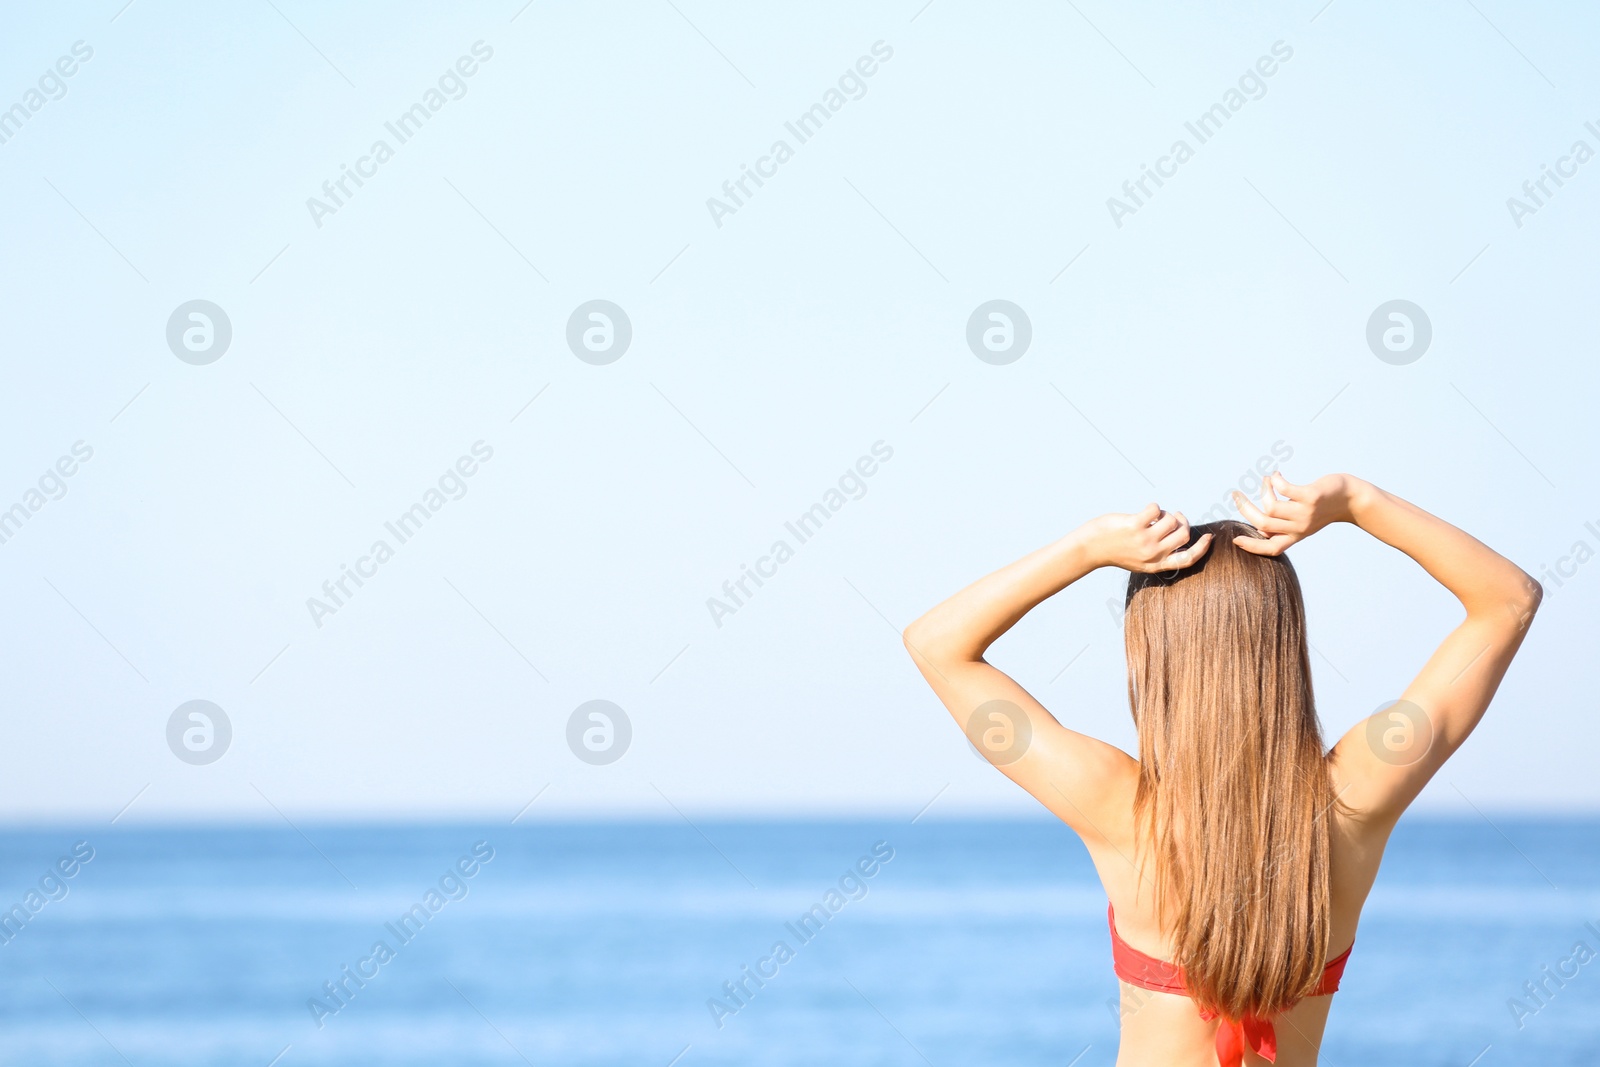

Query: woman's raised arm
<box><xmin>1234</xmin><ymin>473</ymin><xmax>1542</xmax><ymax>824</ymax></box>
<box><xmin>902</xmin><ymin>507</ymin><xmax>1211</xmax><ymax>842</ymax></box>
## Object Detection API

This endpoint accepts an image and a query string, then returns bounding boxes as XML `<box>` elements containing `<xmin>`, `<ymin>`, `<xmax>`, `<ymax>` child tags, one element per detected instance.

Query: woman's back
<box><xmin>1085</xmin><ymin>755</ymin><xmax>1386</xmax><ymax>1066</ymax></box>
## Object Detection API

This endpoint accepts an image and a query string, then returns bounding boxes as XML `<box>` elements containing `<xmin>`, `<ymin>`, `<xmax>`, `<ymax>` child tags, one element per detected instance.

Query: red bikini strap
<box><xmin>1313</xmin><ymin>940</ymin><xmax>1354</xmax><ymax>995</ymax></box>
<box><xmin>1107</xmin><ymin>904</ymin><xmax>1188</xmax><ymax>995</ymax></box>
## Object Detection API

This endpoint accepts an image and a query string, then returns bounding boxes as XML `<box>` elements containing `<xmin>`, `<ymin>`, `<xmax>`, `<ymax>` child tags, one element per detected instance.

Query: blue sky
<box><xmin>1</xmin><ymin>1</ymin><xmax>1595</xmax><ymax>821</ymax></box>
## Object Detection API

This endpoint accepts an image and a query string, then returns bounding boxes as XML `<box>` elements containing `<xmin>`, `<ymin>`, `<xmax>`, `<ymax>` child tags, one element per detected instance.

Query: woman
<box><xmin>902</xmin><ymin>472</ymin><xmax>1540</xmax><ymax>1066</ymax></box>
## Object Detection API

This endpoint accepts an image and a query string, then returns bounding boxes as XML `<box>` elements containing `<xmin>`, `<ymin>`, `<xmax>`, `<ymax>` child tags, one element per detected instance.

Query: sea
<box><xmin>0</xmin><ymin>817</ymin><xmax>1596</xmax><ymax>1066</ymax></box>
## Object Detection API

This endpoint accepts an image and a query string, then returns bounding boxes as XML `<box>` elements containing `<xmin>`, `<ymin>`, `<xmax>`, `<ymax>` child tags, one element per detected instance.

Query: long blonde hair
<box><xmin>1123</xmin><ymin>520</ymin><xmax>1339</xmax><ymax>1021</ymax></box>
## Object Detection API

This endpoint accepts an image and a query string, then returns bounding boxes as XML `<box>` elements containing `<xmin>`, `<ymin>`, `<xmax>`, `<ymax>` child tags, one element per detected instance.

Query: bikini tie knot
<box><xmin>1198</xmin><ymin>1009</ymin><xmax>1277</xmax><ymax>1066</ymax></box>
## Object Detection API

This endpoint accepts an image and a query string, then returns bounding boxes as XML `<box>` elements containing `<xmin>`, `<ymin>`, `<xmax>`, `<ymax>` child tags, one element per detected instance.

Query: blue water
<box><xmin>1</xmin><ymin>818</ymin><xmax>1597</xmax><ymax>1066</ymax></box>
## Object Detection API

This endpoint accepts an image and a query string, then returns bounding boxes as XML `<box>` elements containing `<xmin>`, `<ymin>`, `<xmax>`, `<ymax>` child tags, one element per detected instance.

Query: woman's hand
<box><xmin>1086</xmin><ymin>504</ymin><xmax>1213</xmax><ymax>573</ymax></box>
<box><xmin>1231</xmin><ymin>472</ymin><xmax>1355</xmax><ymax>556</ymax></box>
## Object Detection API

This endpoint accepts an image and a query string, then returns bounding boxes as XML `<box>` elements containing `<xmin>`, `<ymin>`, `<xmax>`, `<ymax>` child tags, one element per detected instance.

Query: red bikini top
<box><xmin>1108</xmin><ymin>904</ymin><xmax>1353</xmax><ymax>1067</ymax></box>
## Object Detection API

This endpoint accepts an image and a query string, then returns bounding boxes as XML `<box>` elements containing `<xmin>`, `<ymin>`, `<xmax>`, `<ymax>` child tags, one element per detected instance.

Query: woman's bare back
<box><xmin>1085</xmin><ymin>755</ymin><xmax>1394</xmax><ymax>1065</ymax></box>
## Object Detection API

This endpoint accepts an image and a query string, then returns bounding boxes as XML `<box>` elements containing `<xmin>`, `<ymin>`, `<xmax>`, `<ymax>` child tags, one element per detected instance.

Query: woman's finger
<box><xmin>1265</xmin><ymin>493</ymin><xmax>1310</xmax><ymax>526</ymax></box>
<box><xmin>1155</xmin><ymin>513</ymin><xmax>1192</xmax><ymax>555</ymax></box>
<box><xmin>1269</xmin><ymin>471</ymin><xmax>1306</xmax><ymax>502</ymax></box>
<box><xmin>1233</xmin><ymin>532</ymin><xmax>1293</xmax><ymax>556</ymax></box>
<box><xmin>1231</xmin><ymin>490</ymin><xmax>1290</xmax><ymax>533</ymax></box>
<box><xmin>1258</xmin><ymin>476</ymin><xmax>1281</xmax><ymax>517</ymax></box>
<box><xmin>1147</xmin><ymin>509</ymin><xmax>1181</xmax><ymax>540</ymax></box>
<box><xmin>1160</xmin><ymin>531</ymin><xmax>1213</xmax><ymax>570</ymax></box>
